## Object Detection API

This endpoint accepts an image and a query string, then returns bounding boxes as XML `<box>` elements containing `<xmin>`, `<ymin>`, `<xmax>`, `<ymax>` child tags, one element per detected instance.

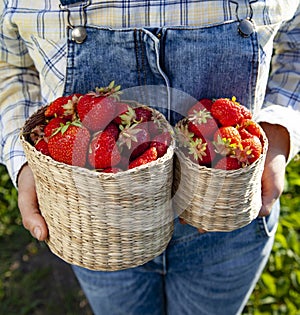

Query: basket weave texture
<box><xmin>20</xmin><ymin>106</ymin><xmax>174</xmax><ymax>271</ymax></box>
<box><xmin>172</xmin><ymin>130</ymin><xmax>268</xmax><ymax>232</ymax></box>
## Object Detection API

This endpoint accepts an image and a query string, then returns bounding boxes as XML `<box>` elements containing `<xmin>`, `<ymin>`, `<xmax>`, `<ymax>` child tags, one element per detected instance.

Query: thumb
<box><xmin>17</xmin><ymin>164</ymin><xmax>48</xmax><ymax>241</ymax></box>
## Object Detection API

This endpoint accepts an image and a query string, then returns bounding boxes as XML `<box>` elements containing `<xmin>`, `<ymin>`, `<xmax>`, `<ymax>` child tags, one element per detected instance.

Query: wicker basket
<box><xmin>20</xmin><ymin>105</ymin><xmax>175</xmax><ymax>271</ymax></box>
<box><xmin>172</xmin><ymin>129</ymin><xmax>268</xmax><ymax>232</ymax></box>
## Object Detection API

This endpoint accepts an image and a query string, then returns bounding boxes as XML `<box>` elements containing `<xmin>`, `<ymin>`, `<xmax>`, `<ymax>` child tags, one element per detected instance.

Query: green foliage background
<box><xmin>0</xmin><ymin>156</ymin><xmax>300</xmax><ymax>314</ymax></box>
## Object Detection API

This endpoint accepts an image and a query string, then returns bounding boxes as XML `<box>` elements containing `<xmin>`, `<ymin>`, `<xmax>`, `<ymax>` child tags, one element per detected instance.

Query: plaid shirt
<box><xmin>1</xmin><ymin>0</ymin><xmax>300</xmax><ymax>186</ymax></box>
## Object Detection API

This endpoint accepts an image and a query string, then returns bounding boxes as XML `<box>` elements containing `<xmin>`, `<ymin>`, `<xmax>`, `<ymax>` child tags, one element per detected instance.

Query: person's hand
<box><xmin>179</xmin><ymin>217</ymin><xmax>207</xmax><ymax>233</ymax></box>
<box><xmin>259</xmin><ymin>122</ymin><xmax>290</xmax><ymax>217</ymax></box>
<box><xmin>17</xmin><ymin>164</ymin><xmax>48</xmax><ymax>241</ymax></box>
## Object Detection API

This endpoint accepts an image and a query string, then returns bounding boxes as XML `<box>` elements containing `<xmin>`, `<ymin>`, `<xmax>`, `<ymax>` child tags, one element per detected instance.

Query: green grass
<box><xmin>0</xmin><ymin>156</ymin><xmax>299</xmax><ymax>314</ymax></box>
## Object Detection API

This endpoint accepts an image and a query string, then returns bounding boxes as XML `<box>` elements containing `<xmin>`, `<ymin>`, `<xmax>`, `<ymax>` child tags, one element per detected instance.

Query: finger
<box><xmin>179</xmin><ymin>217</ymin><xmax>207</xmax><ymax>233</ymax></box>
<box><xmin>17</xmin><ymin>165</ymin><xmax>48</xmax><ymax>241</ymax></box>
<box><xmin>179</xmin><ymin>217</ymin><xmax>187</xmax><ymax>225</ymax></box>
<box><xmin>18</xmin><ymin>190</ymin><xmax>48</xmax><ymax>241</ymax></box>
<box><xmin>259</xmin><ymin>184</ymin><xmax>281</xmax><ymax>217</ymax></box>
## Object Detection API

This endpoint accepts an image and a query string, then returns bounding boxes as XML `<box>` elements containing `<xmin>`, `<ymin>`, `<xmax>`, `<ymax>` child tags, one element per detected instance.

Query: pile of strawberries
<box><xmin>29</xmin><ymin>82</ymin><xmax>172</xmax><ymax>173</ymax></box>
<box><xmin>175</xmin><ymin>97</ymin><xmax>265</xmax><ymax>170</ymax></box>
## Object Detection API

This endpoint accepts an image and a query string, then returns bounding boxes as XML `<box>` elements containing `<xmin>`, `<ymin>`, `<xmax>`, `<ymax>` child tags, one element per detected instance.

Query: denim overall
<box><xmin>59</xmin><ymin>1</ymin><xmax>279</xmax><ymax>314</ymax></box>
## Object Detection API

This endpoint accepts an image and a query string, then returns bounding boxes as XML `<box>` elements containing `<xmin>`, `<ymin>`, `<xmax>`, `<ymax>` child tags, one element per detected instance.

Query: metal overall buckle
<box><xmin>59</xmin><ymin>0</ymin><xmax>91</xmax><ymax>44</ymax></box>
<box><xmin>231</xmin><ymin>0</ymin><xmax>257</xmax><ymax>37</ymax></box>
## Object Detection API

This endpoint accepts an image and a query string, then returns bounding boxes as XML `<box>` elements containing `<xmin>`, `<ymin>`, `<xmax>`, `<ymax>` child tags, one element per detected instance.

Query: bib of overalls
<box><xmin>61</xmin><ymin>1</ymin><xmax>259</xmax><ymax>125</ymax></box>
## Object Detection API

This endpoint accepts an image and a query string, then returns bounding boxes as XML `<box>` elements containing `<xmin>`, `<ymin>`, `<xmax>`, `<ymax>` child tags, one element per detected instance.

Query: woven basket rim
<box><xmin>20</xmin><ymin>132</ymin><xmax>175</xmax><ymax>178</ymax></box>
<box><xmin>174</xmin><ymin>121</ymin><xmax>268</xmax><ymax>174</ymax></box>
<box><xmin>20</xmin><ymin>102</ymin><xmax>176</xmax><ymax>178</ymax></box>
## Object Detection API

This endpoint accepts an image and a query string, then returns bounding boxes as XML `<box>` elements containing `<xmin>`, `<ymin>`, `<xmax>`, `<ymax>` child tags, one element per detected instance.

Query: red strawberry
<box><xmin>175</xmin><ymin>119</ymin><xmax>215</xmax><ymax>166</ymax></box>
<box><xmin>129</xmin><ymin>147</ymin><xmax>158</xmax><ymax>169</ymax></box>
<box><xmin>113</xmin><ymin>102</ymin><xmax>132</xmax><ymax>125</ymax></box>
<box><xmin>44</xmin><ymin>117</ymin><xmax>68</xmax><ymax>137</ymax></box>
<box><xmin>211</xmin><ymin>98</ymin><xmax>243</xmax><ymax>127</ymax></box>
<box><xmin>239</xmin><ymin>119</ymin><xmax>261</xmax><ymax>139</ymax></box>
<box><xmin>187</xmin><ymin>108</ymin><xmax>218</xmax><ymax>139</ymax></box>
<box><xmin>45</xmin><ymin>94</ymin><xmax>81</xmax><ymax>118</ymax></box>
<box><xmin>118</xmin><ymin>123</ymin><xmax>150</xmax><ymax>161</ymax></box>
<box><xmin>88</xmin><ymin>129</ymin><xmax>121</xmax><ymax>169</ymax></box>
<box><xmin>48</xmin><ymin>121</ymin><xmax>90</xmax><ymax>167</ymax></box>
<box><xmin>134</xmin><ymin>106</ymin><xmax>153</xmax><ymax>123</ymax></box>
<box><xmin>236</xmin><ymin>136</ymin><xmax>262</xmax><ymax>165</ymax></box>
<box><xmin>77</xmin><ymin>94</ymin><xmax>117</xmax><ymax>132</ymax></box>
<box><xmin>147</xmin><ymin>110</ymin><xmax>168</xmax><ymax>137</ymax></box>
<box><xmin>213</xmin><ymin>126</ymin><xmax>242</xmax><ymax>156</ymax></box>
<box><xmin>238</xmin><ymin>127</ymin><xmax>254</xmax><ymax>140</ymax></box>
<box><xmin>104</xmin><ymin>122</ymin><xmax>119</xmax><ymax>140</ymax></box>
<box><xmin>239</xmin><ymin>105</ymin><xmax>252</xmax><ymax>120</ymax></box>
<box><xmin>77</xmin><ymin>82</ymin><xmax>121</xmax><ymax>132</ymax></box>
<box><xmin>214</xmin><ymin>156</ymin><xmax>241</xmax><ymax>170</ymax></box>
<box><xmin>187</xmin><ymin>137</ymin><xmax>216</xmax><ymax>167</ymax></box>
<box><xmin>150</xmin><ymin>132</ymin><xmax>172</xmax><ymax>157</ymax></box>
<box><xmin>34</xmin><ymin>138</ymin><xmax>50</xmax><ymax>156</ymax></box>
<box><xmin>198</xmin><ymin>140</ymin><xmax>216</xmax><ymax>166</ymax></box>
<box><xmin>187</xmin><ymin>98</ymin><xmax>213</xmax><ymax>116</ymax></box>
<box><xmin>199</xmin><ymin>98</ymin><xmax>214</xmax><ymax>111</ymax></box>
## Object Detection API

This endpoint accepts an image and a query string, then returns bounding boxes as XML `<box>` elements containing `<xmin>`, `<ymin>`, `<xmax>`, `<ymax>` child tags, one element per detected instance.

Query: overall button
<box><xmin>238</xmin><ymin>19</ymin><xmax>254</xmax><ymax>38</ymax></box>
<box><xmin>71</xmin><ymin>26</ymin><xmax>87</xmax><ymax>44</ymax></box>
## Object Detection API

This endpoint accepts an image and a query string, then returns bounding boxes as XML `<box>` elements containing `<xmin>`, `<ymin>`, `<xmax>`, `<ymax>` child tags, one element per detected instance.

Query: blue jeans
<box><xmin>72</xmin><ymin>203</ymin><xmax>278</xmax><ymax>315</ymax></box>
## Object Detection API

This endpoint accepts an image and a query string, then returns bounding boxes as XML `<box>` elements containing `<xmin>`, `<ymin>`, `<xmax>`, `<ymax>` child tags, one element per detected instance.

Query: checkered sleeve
<box><xmin>257</xmin><ymin>4</ymin><xmax>300</xmax><ymax>161</ymax></box>
<box><xmin>0</xmin><ymin>2</ymin><xmax>42</xmax><ymax>187</ymax></box>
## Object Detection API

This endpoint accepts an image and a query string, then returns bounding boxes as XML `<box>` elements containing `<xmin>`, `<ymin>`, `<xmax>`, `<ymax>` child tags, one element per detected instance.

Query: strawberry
<box><xmin>113</xmin><ymin>102</ymin><xmax>132</xmax><ymax>125</ymax></box>
<box><xmin>236</xmin><ymin>136</ymin><xmax>262</xmax><ymax>165</ymax></box>
<box><xmin>147</xmin><ymin>110</ymin><xmax>168</xmax><ymax>137</ymax></box>
<box><xmin>198</xmin><ymin>140</ymin><xmax>216</xmax><ymax>166</ymax></box>
<box><xmin>239</xmin><ymin>119</ymin><xmax>261</xmax><ymax>139</ymax></box>
<box><xmin>214</xmin><ymin>156</ymin><xmax>241</xmax><ymax>170</ymax></box>
<box><xmin>44</xmin><ymin>117</ymin><xmax>68</xmax><ymax>137</ymax></box>
<box><xmin>150</xmin><ymin>132</ymin><xmax>172</xmax><ymax>157</ymax></box>
<box><xmin>48</xmin><ymin>121</ymin><xmax>90</xmax><ymax>167</ymax></box>
<box><xmin>239</xmin><ymin>105</ymin><xmax>252</xmax><ymax>120</ymax></box>
<box><xmin>77</xmin><ymin>82</ymin><xmax>121</xmax><ymax>132</ymax></box>
<box><xmin>134</xmin><ymin>106</ymin><xmax>153</xmax><ymax>123</ymax></box>
<box><xmin>129</xmin><ymin>147</ymin><xmax>158</xmax><ymax>169</ymax></box>
<box><xmin>104</xmin><ymin>122</ymin><xmax>119</xmax><ymax>140</ymax></box>
<box><xmin>44</xmin><ymin>94</ymin><xmax>81</xmax><ymax>118</ymax></box>
<box><xmin>77</xmin><ymin>94</ymin><xmax>117</xmax><ymax>132</ymax></box>
<box><xmin>187</xmin><ymin>136</ymin><xmax>216</xmax><ymax>167</ymax></box>
<box><xmin>34</xmin><ymin>138</ymin><xmax>50</xmax><ymax>156</ymax></box>
<box><xmin>211</xmin><ymin>98</ymin><xmax>243</xmax><ymax>127</ymax></box>
<box><xmin>238</xmin><ymin>127</ymin><xmax>254</xmax><ymax>140</ymax></box>
<box><xmin>88</xmin><ymin>129</ymin><xmax>121</xmax><ymax>169</ymax></box>
<box><xmin>199</xmin><ymin>98</ymin><xmax>214</xmax><ymax>111</ymax></box>
<box><xmin>116</xmin><ymin>105</ymin><xmax>137</xmax><ymax>126</ymax></box>
<box><xmin>118</xmin><ymin>123</ymin><xmax>150</xmax><ymax>161</ymax></box>
<box><xmin>213</xmin><ymin>126</ymin><xmax>242</xmax><ymax>156</ymax></box>
<box><xmin>175</xmin><ymin>119</ymin><xmax>216</xmax><ymax>166</ymax></box>
<box><xmin>187</xmin><ymin>108</ymin><xmax>218</xmax><ymax>139</ymax></box>
<box><xmin>187</xmin><ymin>98</ymin><xmax>213</xmax><ymax>115</ymax></box>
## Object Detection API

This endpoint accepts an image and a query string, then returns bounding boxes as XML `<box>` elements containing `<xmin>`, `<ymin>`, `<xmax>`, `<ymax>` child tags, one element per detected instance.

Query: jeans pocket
<box><xmin>256</xmin><ymin>200</ymin><xmax>280</xmax><ymax>238</ymax></box>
